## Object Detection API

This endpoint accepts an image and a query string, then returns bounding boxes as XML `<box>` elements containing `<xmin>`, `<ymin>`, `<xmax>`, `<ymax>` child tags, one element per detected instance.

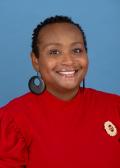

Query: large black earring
<box><xmin>28</xmin><ymin>72</ymin><xmax>45</xmax><ymax>94</ymax></box>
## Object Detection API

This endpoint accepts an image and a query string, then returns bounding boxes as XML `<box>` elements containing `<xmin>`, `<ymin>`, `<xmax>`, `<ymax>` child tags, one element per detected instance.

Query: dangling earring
<box><xmin>82</xmin><ymin>78</ymin><xmax>85</xmax><ymax>89</ymax></box>
<box><xmin>28</xmin><ymin>72</ymin><xmax>45</xmax><ymax>94</ymax></box>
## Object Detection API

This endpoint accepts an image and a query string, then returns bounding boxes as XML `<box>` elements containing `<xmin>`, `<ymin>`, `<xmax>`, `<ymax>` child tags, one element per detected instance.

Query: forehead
<box><xmin>38</xmin><ymin>23</ymin><xmax>84</xmax><ymax>43</ymax></box>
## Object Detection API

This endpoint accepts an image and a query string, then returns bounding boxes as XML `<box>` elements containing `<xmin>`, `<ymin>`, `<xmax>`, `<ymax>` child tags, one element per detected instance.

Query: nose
<box><xmin>61</xmin><ymin>52</ymin><xmax>74</xmax><ymax>66</ymax></box>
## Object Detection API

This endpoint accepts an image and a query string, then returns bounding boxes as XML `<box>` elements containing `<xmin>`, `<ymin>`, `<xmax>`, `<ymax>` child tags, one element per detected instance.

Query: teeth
<box><xmin>59</xmin><ymin>71</ymin><xmax>75</xmax><ymax>75</ymax></box>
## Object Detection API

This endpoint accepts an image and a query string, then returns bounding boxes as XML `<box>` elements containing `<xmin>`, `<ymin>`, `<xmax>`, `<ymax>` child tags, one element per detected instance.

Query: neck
<box><xmin>46</xmin><ymin>87</ymin><xmax>80</xmax><ymax>101</ymax></box>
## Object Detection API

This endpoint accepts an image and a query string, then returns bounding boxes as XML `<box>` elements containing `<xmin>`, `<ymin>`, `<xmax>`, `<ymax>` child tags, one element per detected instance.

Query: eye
<box><xmin>49</xmin><ymin>49</ymin><xmax>61</xmax><ymax>56</ymax></box>
<box><xmin>72</xmin><ymin>48</ymin><xmax>83</xmax><ymax>54</ymax></box>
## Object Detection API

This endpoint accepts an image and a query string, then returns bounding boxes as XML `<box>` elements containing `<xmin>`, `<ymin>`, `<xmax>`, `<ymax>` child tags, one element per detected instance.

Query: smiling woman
<box><xmin>0</xmin><ymin>15</ymin><xmax>120</xmax><ymax>168</ymax></box>
<box><xmin>31</xmin><ymin>21</ymin><xmax>88</xmax><ymax>100</ymax></box>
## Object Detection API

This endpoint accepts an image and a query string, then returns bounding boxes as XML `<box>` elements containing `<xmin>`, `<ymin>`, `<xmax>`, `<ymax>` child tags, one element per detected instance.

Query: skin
<box><xmin>31</xmin><ymin>23</ymin><xmax>89</xmax><ymax>100</ymax></box>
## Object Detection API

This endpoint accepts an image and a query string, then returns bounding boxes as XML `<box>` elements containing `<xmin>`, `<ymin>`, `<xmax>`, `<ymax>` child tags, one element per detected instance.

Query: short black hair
<box><xmin>32</xmin><ymin>15</ymin><xmax>87</xmax><ymax>57</ymax></box>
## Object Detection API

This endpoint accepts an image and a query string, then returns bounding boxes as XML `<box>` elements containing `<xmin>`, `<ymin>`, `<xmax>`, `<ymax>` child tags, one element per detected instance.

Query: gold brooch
<box><xmin>104</xmin><ymin>121</ymin><xmax>117</xmax><ymax>136</ymax></box>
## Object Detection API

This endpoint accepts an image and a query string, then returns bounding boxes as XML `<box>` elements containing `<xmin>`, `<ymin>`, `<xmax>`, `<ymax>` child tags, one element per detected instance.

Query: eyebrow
<box><xmin>71</xmin><ymin>42</ymin><xmax>84</xmax><ymax>46</ymax></box>
<box><xmin>42</xmin><ymin>43</ymin><xmax>62</xmax><ymax>47</ymax></box>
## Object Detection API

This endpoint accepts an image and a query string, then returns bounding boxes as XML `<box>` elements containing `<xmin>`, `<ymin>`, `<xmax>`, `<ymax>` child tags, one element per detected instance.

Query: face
<box><xmin>31</xmin><ymin>23</ymin><xmax>88</xmax><ymax>96</ymax></box>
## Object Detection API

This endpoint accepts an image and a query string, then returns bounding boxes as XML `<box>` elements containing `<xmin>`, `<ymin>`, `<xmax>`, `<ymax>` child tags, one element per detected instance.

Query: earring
<box><xmin>82</xmin><ymin>78</ymin><xmax>85</xmax><ymax>89</ymax></box>
<box><xmin>28</xmin><ymin>72</ymin><xmax>45</xmax><ymax>94</ymax></box>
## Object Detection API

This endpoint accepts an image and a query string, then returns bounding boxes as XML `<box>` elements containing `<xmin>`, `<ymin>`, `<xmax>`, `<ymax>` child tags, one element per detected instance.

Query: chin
<box><xmin>59</xmin><ymin>84</ymin><xmax>79</xmax><ymax>92</ymax></box>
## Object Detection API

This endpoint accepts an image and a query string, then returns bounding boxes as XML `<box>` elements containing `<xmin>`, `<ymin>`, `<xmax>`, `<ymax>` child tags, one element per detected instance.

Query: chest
<box><xmin>28</xmin><ymin>105</ymin><xmax>120</xmax><ymax>168</ymax></box>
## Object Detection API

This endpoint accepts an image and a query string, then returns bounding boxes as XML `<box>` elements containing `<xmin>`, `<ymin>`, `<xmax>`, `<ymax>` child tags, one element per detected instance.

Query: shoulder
<box><xmin>0</xmin><ymin>92</ymin><xmax>36</xmax><ymax>144</ymax></box>
<box><xmin>82</xmin><ymin>88</ymin><xmax>120</xmax><ymax>114</ymax></box>
<box><xmin>1</xmin><ymin>92</ymin><xmax>37</xmax><ymax>112</ymax></box>
<box><xmin>0</xmin><ymin>92</ymin><xmax>38</xmax><ymax>130</ymax></box>
<box><xmin>84</xmin><ymin>88</ymin><xmax>120</xmax><ymax>102</ymax></box>
<box><xmin>81</xmin><ymin>88</ymin><xmax>120</xmax><ymax>121</ymax></box>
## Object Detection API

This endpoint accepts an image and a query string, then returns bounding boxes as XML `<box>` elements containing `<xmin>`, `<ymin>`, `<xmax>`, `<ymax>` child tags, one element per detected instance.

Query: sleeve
<box><xmin>0</xmin><ymin>108</ymin><xmax>28</xmax><ymax>168</ymax></box>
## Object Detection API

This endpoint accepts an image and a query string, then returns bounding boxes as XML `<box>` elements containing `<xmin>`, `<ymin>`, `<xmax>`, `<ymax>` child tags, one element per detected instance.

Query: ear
<box><xmin>31</xmin><ymin>52</ymin><xmax>40</xmax><ymax>72</ymax></box>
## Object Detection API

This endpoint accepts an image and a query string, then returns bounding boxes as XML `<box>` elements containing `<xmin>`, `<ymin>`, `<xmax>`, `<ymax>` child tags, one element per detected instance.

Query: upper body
<box><xmin>0</xmin><ymin>15</ymin><xmax>120</xmax><ymax>167</ymax></box>
<box><xmin>0</xmin><ymin>88</ymin><xmax>120</xmax><ymax>168</ymax></box>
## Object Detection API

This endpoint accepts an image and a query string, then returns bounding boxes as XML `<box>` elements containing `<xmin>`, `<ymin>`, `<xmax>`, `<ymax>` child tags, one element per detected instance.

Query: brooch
<box><xmin>104</xmin><ymin>121</ymin><xmax>117</xmax><ymax>136</ymax></box>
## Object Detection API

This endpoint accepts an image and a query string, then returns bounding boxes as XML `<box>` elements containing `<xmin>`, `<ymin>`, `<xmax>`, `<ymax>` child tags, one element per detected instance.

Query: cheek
<box><xmin>38</xmin><ymin>58</ymin><xmax>56</xmax><ymax>73</ymax></box>
<box><xmin>84</xmin><ymin>59</ymin><xmax>89</xmax><ymax>69</ymax></box>
<box><xmin>78</xmin><ymin>56</ymin><xmax>89</xmax><ymax>69</ymax></box>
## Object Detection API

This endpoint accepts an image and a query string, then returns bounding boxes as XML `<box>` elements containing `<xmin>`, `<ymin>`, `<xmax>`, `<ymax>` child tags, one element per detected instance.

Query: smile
<box><xmin>57</xmin><ymin>70</ymin><xmax>78</xmax><ymax>77</ymax></box>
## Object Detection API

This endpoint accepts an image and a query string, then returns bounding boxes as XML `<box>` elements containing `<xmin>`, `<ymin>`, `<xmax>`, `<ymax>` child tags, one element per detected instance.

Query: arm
<box><xmin>0</xmin><ymin>109</ymin><xmax>28</xmax><ymax>168</ymax></box>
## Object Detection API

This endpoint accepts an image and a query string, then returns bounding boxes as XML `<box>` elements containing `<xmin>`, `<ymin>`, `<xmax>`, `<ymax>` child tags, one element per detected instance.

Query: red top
<box><xmin>0</xmin><ymin>88</ymin><xmax>120</xmax><ymax>168</ymax></box>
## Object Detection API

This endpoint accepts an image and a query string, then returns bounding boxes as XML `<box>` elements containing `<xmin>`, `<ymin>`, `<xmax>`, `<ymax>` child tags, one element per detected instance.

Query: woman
<box><xmin>0</xmin><ymin>15</ymin><xmax>120</xmax><ymax>168</ymax></box>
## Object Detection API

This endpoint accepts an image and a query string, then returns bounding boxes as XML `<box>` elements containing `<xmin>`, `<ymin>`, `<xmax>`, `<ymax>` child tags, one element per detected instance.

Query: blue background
<box><xmin>0</xmin><ymin>0</ymin><xmax>120</xmax><ymax>106</ymax></box>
